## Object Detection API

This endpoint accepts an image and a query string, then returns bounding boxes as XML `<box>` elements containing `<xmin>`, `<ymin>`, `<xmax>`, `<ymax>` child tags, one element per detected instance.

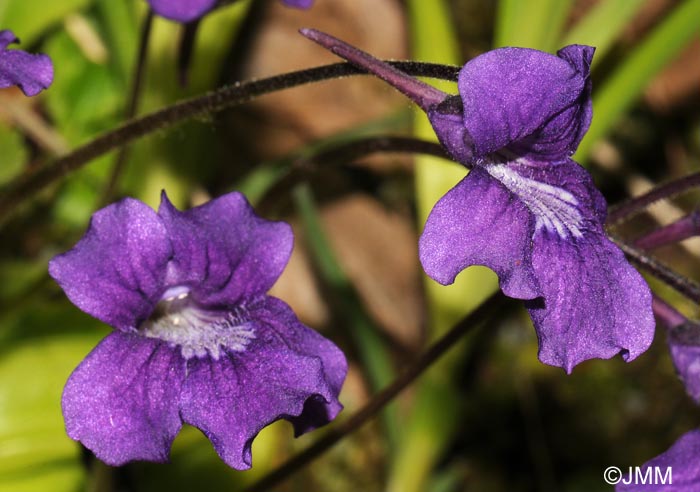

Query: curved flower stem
<box><xmin>634</xmin><ymin>210</ymin><xmax>700</xmax><ymax>250</ymax></box>
<box><xmin>242</xmin><ymin>291</ymin><xmax>507</xmax><ymax>492</ymax></box>
<box><xmin>0</xmin><ymin>60</ymin><xmax>459</xmax><ymax>225</ymax></box>
<box><xmin>652</xmin><ymin>293</ymin><xmax>687</xmax><ymax>329</ymax></box>
<box><xmin>610</xmin><ymin>234</ymin><xmax>700</xmax><ymax>302</ymax></box>
<box><xmin>102</xmin><ymin>8</ymin><xmax>154</xmax><ymax>203</ymax></box>
<box><xmin>607</xmin><ymin>171</ymin><xmax>700</xmax><ymax>225</ymax></box>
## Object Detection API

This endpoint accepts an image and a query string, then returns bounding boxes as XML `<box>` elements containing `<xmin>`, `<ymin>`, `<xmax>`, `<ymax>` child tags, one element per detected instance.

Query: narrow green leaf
<box><xmin>494</xmin><ymin>0</ymin><xmax>574</xmax><ymax>51</ymax></box>
<box><xmin>236</xmin><ymin>110</ymin><xmax>410</xmax><ymax>206</ymax></box>
<box><xmin>576</xmin><ymin>0</ymin><xmax>700</xmax><ymax>161</ymax></box>
<box><xmin>393</xmin><ymin>2</ymin><xmax>498</xmax><ymax>492</ymax></box>
<box><xmin>292</xmin><ymin>183</ymin><xmax>400</xmax><ymax>451</ymax></box>
<box><xmin>408</xmin><ymin>0</ymin><xmax>498</xmax><ymax>333</ymax></box>
<box><xmin>562</xmin><ymin>0</ymin><xmax>645</xmax><ymax>63</ymax></box>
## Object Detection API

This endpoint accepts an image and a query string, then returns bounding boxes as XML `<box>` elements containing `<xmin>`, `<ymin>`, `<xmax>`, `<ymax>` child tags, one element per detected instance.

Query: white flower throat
<box><xmin>140</xmin><ymin>289</ymin><xmax>255</xmax><ymax>360</ymax></box>
<box><xmin>484</xmin><ymin>161</ymin><xmax>584</xmax><ymax>240</ymax></box>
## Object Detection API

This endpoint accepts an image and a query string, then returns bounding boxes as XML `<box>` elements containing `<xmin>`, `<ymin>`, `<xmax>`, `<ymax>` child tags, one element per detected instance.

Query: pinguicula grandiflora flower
<box><xmin>0</xmin><ymin>30</ymin><xmax>53</xmax><ymax>96</ymax></box>
<box><xmin>49</xmin><ymin>191</ymin><xmax>346</xmax><ymax>469</ymax></box>
<box><xmin>147</xmin><ymin>0</ymin><xmax>313</xmax><ymax>23</ymax></box>
<box><xmin>301</xmin><ymin>29</ymin><xmax>654</xmax><ymax>373</ymax></box>
<box><xmin>616</xmin><ymin>429</ymin><xmax>700</xmax><ymax>491</ymax></box>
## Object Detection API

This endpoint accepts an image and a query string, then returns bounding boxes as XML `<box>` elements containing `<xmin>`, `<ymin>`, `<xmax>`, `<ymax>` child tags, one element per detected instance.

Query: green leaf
<box><xmin>395</xmin><ymin>3</ymin><xmax>500</xmax><ymax>492</ymax></box>
<box><xmin>0</xmin><ymin>125</ymin><xmax>28</xmax><ymax>185</ymax></box>
<box><xmin>0</xmin><ymin>259</ymin><xmax>46</xmax><ymax>301</ymax></box>
<box><xmin>562</xmin><ymin>0</ymin><xmax>646</xmax><ymax>64</ymax></box>
<box><xmin>408</xmin><ymin>0</ymin><xmax>498</xmax><ymax>332</ymax></box>
<box><xmin>44</xmin><ymin>30</ymin><xmax>122</xmax><ymax>142</ymax></box>
<box><xmin>0</xmin><ymin>334</ymin><xmax>104</xmax><ymax>492</ymax></box>
<box><xmin>576</xmin><ymin>0</ymin><xmax>700</xmax><ymax>161</ymax></box>
<box><xmin>494</xmin><ymin>0</ymin><xmax>574</xmax><ymax>51</ymax></box>
<box><xmin>292</xmin><ymin>183</ymin><xmax>400</xmax><ymax>450</ymax></box>
<box><xmin>0</xmin><ymin>0</ymin><xmax>91</xmax><ymax>45</ymax></box>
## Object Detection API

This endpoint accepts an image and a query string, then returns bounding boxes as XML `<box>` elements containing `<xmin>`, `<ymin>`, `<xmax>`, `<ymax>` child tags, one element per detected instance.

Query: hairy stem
<box><xmin>0</xmin><ymin>61</ymin><xmax>459</xmax><ymax>225</ymax></box>
<box><xmin>607</xmin><ymin>172</ymin><xmax>700</xmax><ymax>225</ymax></box>
<box><xmin>633</xmin><ymin>210</ymin><xmax>700</xmax><ymax>250</ymax></box>
<box><xmin>242</xmin><ymin>291</ymin><xmax>506</xmax><ymax>492</ymax></box>
<box><xmin>610</xmin><ymin>234</ymin><xmax>700</xmax><ymax>302</ymax></box>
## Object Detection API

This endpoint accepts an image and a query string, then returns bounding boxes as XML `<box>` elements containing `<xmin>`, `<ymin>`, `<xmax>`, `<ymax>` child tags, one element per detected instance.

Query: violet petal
<box><xmin>62</xmin><ymin>332</ymin><xmax>185</xmax><ymax>465</ymax></box>
<box><xmin>0</xmin><ymin>29</ymin><xmax>53</xmax><ymax>96</ymax></box>
<box><xmin>282</xmin><ymin>0</ymin><xmax>314</xmax><ymax>8</ymax></box>
<box><xmin>419</xmin><ymin>167</ymin><xmax>540</xmax><ymax>300</ymax></box>
<box><xmin>0</xmin><ymin>30</ymin><xmax>18</xmax><ymax>50</ymax></box>
<box><xmin>518</xmin><ymin>161</ymin><xmax>651</xmax><ymax>371</ymax></box>
<box><xmin>528</xmin><ymin>230</ymin><xmax>655</xmax><ymax>372</ymax></box>
<box><xmin>251</xmin><ymin>296</ymin><xmax>346</xmax><ymax>434</ymax></box>
<box><xmin>157</xmin><ymin>192</ymin><xmax>293</xmax><ymax>308</ymax></box>
<box><xmin>616</xmin><ymin>430</ymin><xmax>700</xmax><ymax>492</ymax></box>
<box><xmin>669</xmin><ymin>341</ymin><xmax>700</xmax><ymax>404</ymax></box>
<box><xmin>146</xmin><ymin>0</ymin><xmax>217</xmax><ymax>23</ymax></box>
<box><xmin>49</xmin><ymin>198</ymin><xmax>172</xmax><ymax>331</ymax></box>
<box><xmin>179</xmin><ymin>297</ymin><xmax>345</xmax><ymax>469</ymax></box>
<box><xmin>458</xmin><ymin>45</ymin><xmax>593</xmax><ymax>160</ymax></box>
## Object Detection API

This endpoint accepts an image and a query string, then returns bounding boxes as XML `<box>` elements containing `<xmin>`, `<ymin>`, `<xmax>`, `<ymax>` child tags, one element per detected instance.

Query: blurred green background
<box><xmin>1</xmin><ymin>0</ymin><xmax>699</xmax><ymax>491</ymax></box>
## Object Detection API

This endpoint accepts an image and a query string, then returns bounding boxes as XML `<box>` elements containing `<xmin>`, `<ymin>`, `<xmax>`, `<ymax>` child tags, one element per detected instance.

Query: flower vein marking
<box><xmin>485</xmin><ymin>162</ymin><xmax>584</xmax><ymax>240</ymax></box>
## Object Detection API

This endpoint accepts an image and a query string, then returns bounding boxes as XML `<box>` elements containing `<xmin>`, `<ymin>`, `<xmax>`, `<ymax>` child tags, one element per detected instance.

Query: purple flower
<box><xmin>282</xmin><ymin>0</ymin><xmax>314</xmax><ymax>8</ymax></box>
<box><xmin>147</xmin><ymin>0</ymin><xmax>313</xmax><ymax>23</ymax></box>
<box><xmin>0</xmin><ymin>30</ymin><xmax>53</xmax><ymax>96</ymax></box>
<box><xmin>302</xmin><ymin>29</ymin><xmax>654</xmax><ymax>372</ymax></box>
<box><xmin>146</xmin><ymin>0</ymin><xmax>218</xmax><ymax>22</ymax></box>
<box><xmin>661</xmin><ymin>310</ymin><xmax>700</xmax><ymax>404</ymax></box>
<box><xmin>616</xmin><ymin>429</ymin><xmax>700</xmax><ymax>491</ymax></box>
<box><xmin>49</xmin><ymin>192</ymin><xmax>346</xmax><ymax>469</ymax></box>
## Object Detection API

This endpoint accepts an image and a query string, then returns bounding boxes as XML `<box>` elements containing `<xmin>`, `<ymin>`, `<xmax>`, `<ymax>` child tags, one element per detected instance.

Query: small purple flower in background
<box><xmin>670</xmin><ymin>336</ymin><xmax>700</xmax><ymax>404</ymax></box>
<box><xmin>616</xmin><ymin>429</ymin><xmax>700</xmax><ymax>491</ymax></box>
<box><xmin>147</xmin><ymin>0</ymin><xmax>313</xmax><ymax>23</ymax></box>
<box><xmin>0</xmin><ymin>30</ymin><xmax>53</xmax><ymax>96</ymax></box>
<box><xmin>302</xmin><ymin>29</ymin><xmax>654</xmax><ymax>373</ymax></box>
<box><xmin>282</xmin><ymin>0</ymin><xmax>314</xmax><ymax>8</ymax></box>
<box><xmin>49</xmin><ymin>191</ymin><xmax>346</xmax><ymax>469</ymax></box>
<box><xmin>146</xmin><ymin>0</ymin><xmax>218</xmax><ymax>22</ymax></box>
